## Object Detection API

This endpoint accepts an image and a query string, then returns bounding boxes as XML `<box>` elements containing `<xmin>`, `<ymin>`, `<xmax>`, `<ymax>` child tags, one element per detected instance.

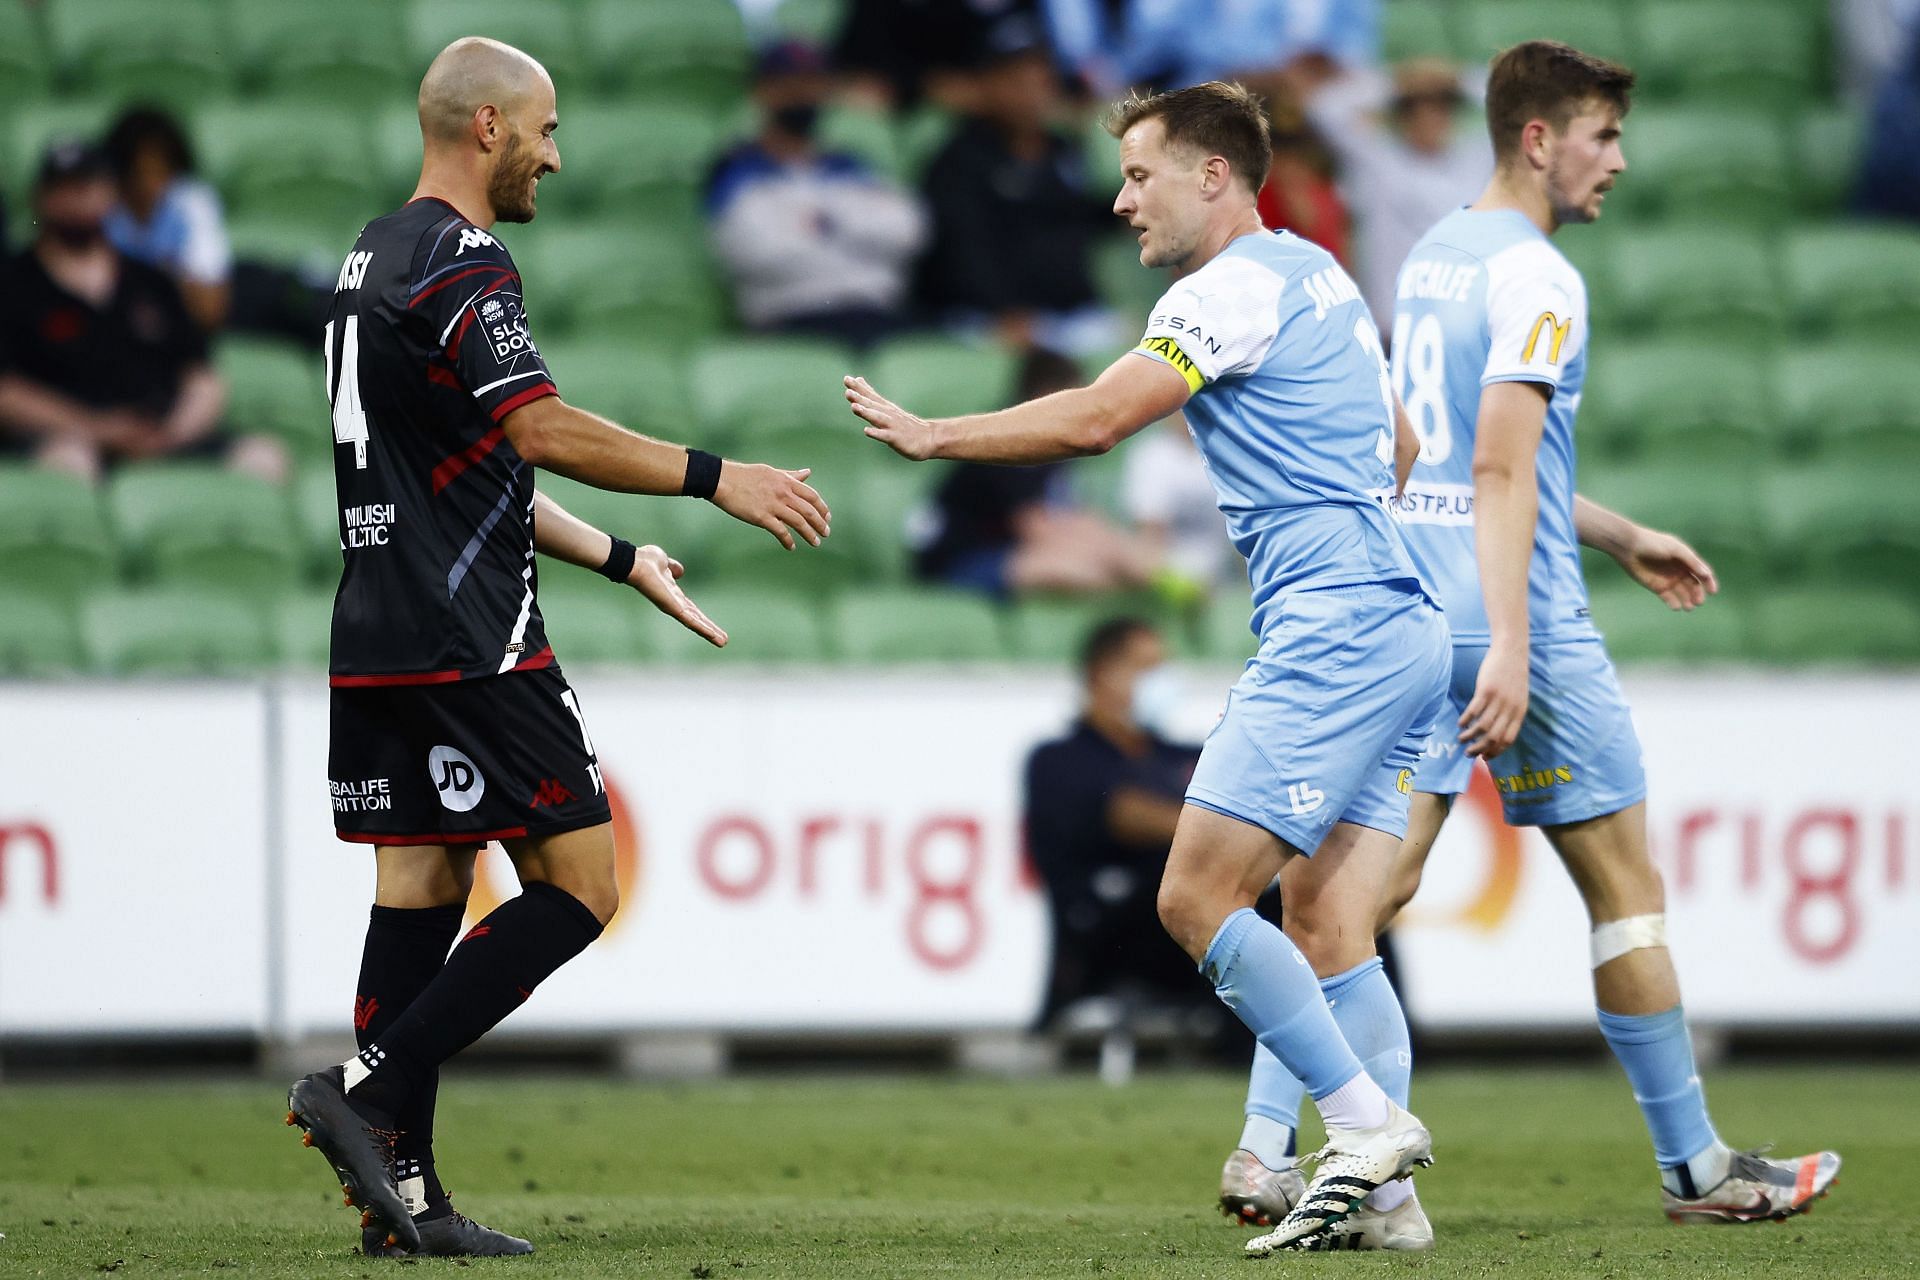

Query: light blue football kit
<box><xmin>1390</xmin><ymin>207</ymin><xmax>1646</xmax><ymax>826</ymax></box>
<box><xmin>1132</xmin><ymin>229</ymin><xmax>1447</xmax><ymax>1122</ymax></box>
<box><xmin>1135</xmin><ymin>229</ymin><xmax>1450</xmax><ymax>856</ymax></box>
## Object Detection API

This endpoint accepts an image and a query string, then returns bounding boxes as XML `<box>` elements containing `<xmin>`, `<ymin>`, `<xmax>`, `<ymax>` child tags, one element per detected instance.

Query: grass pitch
<box><xmin>0</xmin><ymin>1063</ymin><xmax>1912</xmax><ymax>1277</ymax></box>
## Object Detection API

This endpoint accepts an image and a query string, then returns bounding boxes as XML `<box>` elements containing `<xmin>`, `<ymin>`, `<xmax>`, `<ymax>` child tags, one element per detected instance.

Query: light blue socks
<box><xmin>1203</xmin><ymin>908</ymin><xmax>1367</xmax><ymax>1102</ymax></box>
<box><xmin>1596</xmin><ymin>1004</ymin><xmax>1730</xmax><ymax>1194</ymax></box>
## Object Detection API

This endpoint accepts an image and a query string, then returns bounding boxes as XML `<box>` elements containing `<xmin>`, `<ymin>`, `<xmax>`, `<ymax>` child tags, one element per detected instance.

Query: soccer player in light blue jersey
<box><xmin>1221</xmin><ymin>41</ymin><xmax>1839</xmax><ymax>1233</ymax></box>
<box><xmin>847</xmin><ymin>81</ymin><xmax>1448</xmax><ymax>1254</ymax></box>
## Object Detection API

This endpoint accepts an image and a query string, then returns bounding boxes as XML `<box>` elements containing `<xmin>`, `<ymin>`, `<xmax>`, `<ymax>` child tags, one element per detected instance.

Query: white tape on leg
<box><xmin>1590</xmin><ymin>913</ymin><xmax>1667</xmax><ymax>969</ymax></box>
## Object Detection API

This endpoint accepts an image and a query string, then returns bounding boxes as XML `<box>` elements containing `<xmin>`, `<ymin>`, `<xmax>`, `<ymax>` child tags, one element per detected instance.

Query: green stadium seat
<box><xmin>1779</xmin><ymin>226</ymin><xmax>1920</xmax><ymax>344</ymax></box>
<box><xmin>47</xmin><ymin>0</ymin><xmax>237</xmax><ymax>108</ymax></box>
<box><xmin>526</xmin><ymin>220</ymin><xmax>730</xmax><ymax>342</ymax></box>
<box><xmin>538</xmin><ymin>337</ymin><xmax>692</xmax><ymax>431</ymax></box>
<box><xmin>273</xmin><ymin>590</ymin><xmax>335</xmax><ymax>670</ymax></box>
<box><xmin>80</xmin><ymin>589</ymin><xmax>274</xmax><ymax>675</ymax></box>
<box><xmin>295</xmin><ymin>466</ymin><xmax>342</xmax><ymax>577</ymax></box>
<box><xmin>536</xmin><ymin>474</ymin><xmax>721</xmax><ymax>565</ymax></box>
<box><xmin>107</xmin><ymin>465</ymin><xmax>302</xmax><ymax>595</ymax></box>
<box><xmin>535</xmin><ymin>103</ymin><xmax>726</xmax><ymax>220</ymax></box>
<box><xmin>220</xmin><ymin>337</ymin><xmax>330</xmax><ymax>455</ymax></box>
<box><xmin>1093</xmin><ymin>232</ymin><xmax>1164</xmax><ymax>325</ymax></box>
<box><xmin>1775</xmin><ymin>345</ymin><xmax>1920</xmax><ymax>465</ymax></box>
<box><xmin>405</xmin><ymin>0</ymin><xmax>587</xmax><ymax>90</ymax></box>
<box><xmin>0</xmin><ymin>2</ymin><xmax>53</xmax><ymax>103</ymax></box>
<box><xmin>771</xmin><ymin>0</ymin><xmax>850</xmax><ymax>43</ymax></box>
<box><xmin>372</xmin><ymin>105</ymin><xmax>429</xmax><ymax>208</ymax></box>
<box><xmin>1454</xmin><ymin>0</ymin><xmax>1632</xmax><ymax>63</ymax></box>
<box><xmin>581</xmin><ymin>0</ymin><xmax>751</xmax><ymax>107</ymax></box>
<box><xmin>537</xmin><ymin>583</ymin><xmax>655</xmax><ymax>666</ymax></box>
<box><xmin>651</xmin><ymin>585</ymin><xmax>829</xmax><ymax>664</ymax></box>
<box><xmin>195</xmin><ymin>104</ymin><xmax>379</xmax><ymax>231</ymax></box>
<box><xmin>1754</xmin><ymin>586</ymin><xmax>1920</xmax><ymax>664</ymax></box>
<box><xmin>833</xmin><ymin>588</ymin><xmax>1008</xmax><ymax>662</ymax></box>
<box><xmin>1197</xmin><ymin>592</ymin><xmax>1258</xmax><ymax>664</ymax></box>
<box><xmin>0</xmin><ymin>465</ymin><xmax>119</xmax><ymax>606</ymax></box>
<box><xmin>1607</xmin><ymin>228</ymin><xmax>1784</xmax><ymax>345</ymax></box>
<box><xmin>1765</xmin><ymin>464</ymin><xmax>1920</xmax><ymax>594</ymax></box>
<box><xmin>855</xmin><ymin>462</ymin><xmax>941</xmax><ymax>583</ymax></box>
<box><xmin>817</xmin><ymin>104</ymin><xmax>908</xmax><ymax>181</ymax></box>
<box><xmin>1008</xmin><ymin>593</ymin><xmax>1174</xmax><ymax>663</ymax></box>
<box><xmin>1635</xmin><ymin>1</ymin><xmax>1823</xmax><ymax>107</ymax></box>
<box><xmin>688</xmin><ymin>426</ymin><xmax>869</xmax><ymax>592</ymax></box>
<box><xmin>1796</xmin><ymin>107</ymin><xmax>1863</xmax><ymax>214</ymax></box>
<box><xmin>1578</xmin><ymin>340</ymin><xmax>1779</xmax><ymax>466</ymax></box>
<box><xmin>689</xmin><ymin>338</ymin><xmax>857</xmax><ymax>437</ymax></box>
<box><xmin>1579</xmin><ymin>464</ymin><xmax>1771</xmax><ymax>594</ymax></box>
<box><xmin>897</xmin><ymin>106</ymin><xmax>960</xmax><ymax>181</ymax></box>
<box><xmin>0</xmin><ymin>596</ymin><xmax>82</xmax><ymax>676</ymax></box>
<box><xmin>1381</xmin><ymin>0</ymin><xmax>1460</xmax><ymax>60</ymax></box>
<box><xmin>1609</xmin><ymin>109</ymin><xmax>1792</xmax><ymax>225</ymax></box>
<box><xmin>1585</xmin><ymin>578</ymin><xmax>1755</xmax><ymax>664</ymax></box>
<box><xmin>867</xmin><ymin>337</ymin><xmax>1020</xmax><ymax>419</ymax></box>
<box><xmin>5</xmin><ymin>101</ymin><xmax>120</xmax><ymax>206</ymax></box>
<box><xmin>231</xmin><ymin>0</ymin><xmax>411</xmax><ymax>106</ymax></box>
<box><xmin>226</xmin><ymin>213</ymin><xmax>357</xmax><ymax>275</ymax></box>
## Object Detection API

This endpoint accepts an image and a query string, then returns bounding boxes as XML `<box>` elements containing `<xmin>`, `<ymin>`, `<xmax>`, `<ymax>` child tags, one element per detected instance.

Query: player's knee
<box><xmin>1155</xmin><ymin>876</ymin><xmax>1211</xmax><ymax>961</ymax></box>
<box><xmin>1284</xmin><ymin>909</ymin><xmax>1368</xmax><ymax>977</ymax></box>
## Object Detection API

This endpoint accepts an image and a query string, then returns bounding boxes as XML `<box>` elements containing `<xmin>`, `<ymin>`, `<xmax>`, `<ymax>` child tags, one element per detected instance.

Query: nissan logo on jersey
<box><xmin>429</xmin><ymin>745</ymin><xmax>485</xmax><ymax>812</ymax></box>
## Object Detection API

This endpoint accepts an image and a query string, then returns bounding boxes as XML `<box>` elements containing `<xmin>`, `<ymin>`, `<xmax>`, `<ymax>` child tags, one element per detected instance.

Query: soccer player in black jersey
<box><xmin>283</xmin><ymin>37</ymin><xmax>831</xmax><ymax>1258</ymax></box>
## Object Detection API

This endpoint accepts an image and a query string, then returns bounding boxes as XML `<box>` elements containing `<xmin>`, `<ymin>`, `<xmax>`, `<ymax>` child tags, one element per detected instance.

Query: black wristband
<box><xmin>682</xmin><ymin>448</ymin><xmax>722</xmax><ymax>499</ymax></box>
<box><xmin>597</xmin><ymin>536</ymin><xmax>637</xmax><ymax>584</ymax></box>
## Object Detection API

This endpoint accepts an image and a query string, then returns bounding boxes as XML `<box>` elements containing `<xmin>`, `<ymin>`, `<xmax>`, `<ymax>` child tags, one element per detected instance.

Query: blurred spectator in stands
<box><xmin>914</xmin><ymin>350</ymin><xmax>1158</xmax><ymax>595</ymax></box>
<box><xmin>1026</xmin><ymin>616</ymin><xmax>1206</xmax><ymax>1025</ymax></box>
<box><xmin>1306</xmin><ymin>59</ymin><xmax>1491</xmax><ymax>334</ymax></box>
<box><xmin>1855</xmin><ymin>10</ymin><xmax>1920</xmax><ymax>220</ymax></box>
<box><xmin>1045</xmin><ymin>0</ymin><xmax>1378</xmax><ymax>99</ymax></box>
<box><xmin>707</xmin><ymin>42</ymin><xmax>928</xmax><ymax>349</ymax></box>
<box><xmin>1122</xmin><ymin>416</ymin><xmax>1238</xmax><ymax>601</ymax></box>
<box><xmin>917</xmin><ymin>15</ymin><xmax>1119</xmax><ymax>355</ymax></box>
<box><xmin>103</xmin><ymin>107</ymin><xmax>231</xmax><ymax>333</ymax></box>
<box><xmin>1256</xmin><ymin>94</ymin><xmax>1352</xmax><ymax>265</ymax></box>
<box><xmin>834</xmin><ymin>0</ymin><xmax>1040</xmax><ymax>109</ymax></box>
<box><xmin>0</xmin><ymin>143</ymin><xmax>284</xmax><ymax>483</ymax></box>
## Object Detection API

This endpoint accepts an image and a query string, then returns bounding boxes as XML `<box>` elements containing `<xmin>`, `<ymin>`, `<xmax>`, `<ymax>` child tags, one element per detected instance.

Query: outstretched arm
<box><xmin>503</xmin><ymin>395</ymin><xmax>831</xmax><ymax>550</ymax></box>
<box><xmin>844</xmin><ymin>352</ymin><xmax>1191</xmax><ymax>465</ymax></box>
<box><xmin>531</xmin><ymin>488</ymin><xmax>727</xmax><ymax>647</ymax></box>
<box><xmin>1574</xmin><ymin>493</ymin><xmax>1717</xmax><ymax>610</ymax></box>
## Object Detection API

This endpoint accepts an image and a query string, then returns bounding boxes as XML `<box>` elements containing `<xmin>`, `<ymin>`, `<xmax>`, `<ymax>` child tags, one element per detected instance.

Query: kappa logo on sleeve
<box><xmin>455</xmin><ymin>227</ymin><xmax>498</xmax><ymax>256</ymax></box>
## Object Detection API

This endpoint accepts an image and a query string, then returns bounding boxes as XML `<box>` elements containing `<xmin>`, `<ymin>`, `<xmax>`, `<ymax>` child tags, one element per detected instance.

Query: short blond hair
<box><xmin>1103</xmin><ymin>81</ymin><xmax>1272</xmax><ymax>195</ymax></box>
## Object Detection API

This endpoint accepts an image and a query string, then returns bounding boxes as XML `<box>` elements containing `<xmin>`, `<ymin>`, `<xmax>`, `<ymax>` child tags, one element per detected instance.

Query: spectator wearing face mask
<box><xmin>0</xmin><ymin>142</ymin><xmax>284</xmax><ymax>482</ymax></box>
<box><xmin>705</xmin><ymin>41</ymin><xmax>929</xmax><ymax>350</ymax></box>
<box><xmin>1024</xmin><ymin>616</ymin><xmax>1206</xmax><ymax>1025</ymax></box>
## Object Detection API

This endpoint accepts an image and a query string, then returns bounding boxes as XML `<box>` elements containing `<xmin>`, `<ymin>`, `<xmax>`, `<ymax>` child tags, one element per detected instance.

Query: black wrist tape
<box><xmin>598</xmin><ymin>536</ymin><xmax>637</xmax><ymax>583</ymax></box>
<box><xmin>682</xmin><ymin>448</ymin><xmax>722</xmax><ymax>499</ymax></box>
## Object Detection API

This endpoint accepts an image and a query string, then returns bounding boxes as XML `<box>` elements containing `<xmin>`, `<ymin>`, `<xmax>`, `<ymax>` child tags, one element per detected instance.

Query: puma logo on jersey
<box><xmin>334</xmin><ymin>250</ymin><xmax>373</xmax><ymax>292</ymax></box>
<box><xmin>1302</xmin><ymin>265</ymin><xmax>1361</xmax><ymax>320</ymax></box>
<box><xmin>455</xmin><ymin>227</ymin><xmax>497</xmax><ymax>256</ymax></box>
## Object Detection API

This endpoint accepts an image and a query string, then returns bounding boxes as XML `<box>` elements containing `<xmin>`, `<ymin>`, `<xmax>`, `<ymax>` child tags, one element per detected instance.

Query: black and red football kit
<box><xmin>322</xmin><ymin>198</ymin><xmax>608</xmax><ymax>845</ymax></box>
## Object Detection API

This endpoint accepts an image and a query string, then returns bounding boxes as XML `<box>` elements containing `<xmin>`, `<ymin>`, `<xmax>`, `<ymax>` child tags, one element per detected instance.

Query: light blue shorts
<box><xmin>1410</xmin><ymin>638</ymin><xmax>1648</xmax><ymax>826</ymax></box>
<box><xmin>1186</xmin><ymin>582</ymin><xmax>1450</xmax><ymax>856</ymax></box>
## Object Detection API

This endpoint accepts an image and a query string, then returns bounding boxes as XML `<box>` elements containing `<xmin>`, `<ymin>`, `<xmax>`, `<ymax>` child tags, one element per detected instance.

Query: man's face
<box><xmin>1543</xmin><ymin>103</ymin><xmax>1624</xmax><ymax>225</ymax></box>
<box><xmin>755</xmin><ymin>71</ymin><xmax>829</xmax><ymax>135</ymax></box>
<box><xmin>487</xmin><ymin>78</ymin><xmax>560</xmax><ymax>224</ymax></box>
<box><xmin>1396</xmin><ymin>93</ymin><xmax>1456</xmax><ymax>155</ymax></box>
<box><xmin>979</xmin><ymin>53</ymin><xmax>1057</xmax><ymax>126</ymax></box>
<box><xmin>35</xmin><ymin>175</ymin><xmax>115</xmax><ymax>248</ymax></box>
<box><xmin>1089</xmin><ymin>628</ymin><xmax>1170</xmax><ymax>722</ymax></box>
<box><xmin>1114</xmin><ymin>118</ymin><xmax>1211</xmax><ymax>271</ymax></box>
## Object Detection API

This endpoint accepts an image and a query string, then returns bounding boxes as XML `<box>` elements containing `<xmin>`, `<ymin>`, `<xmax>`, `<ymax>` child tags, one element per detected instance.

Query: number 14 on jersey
<box><xmin>323</xmin><ymin>317</ymin><xmax>371</xmax><ymax>469</ymax></box>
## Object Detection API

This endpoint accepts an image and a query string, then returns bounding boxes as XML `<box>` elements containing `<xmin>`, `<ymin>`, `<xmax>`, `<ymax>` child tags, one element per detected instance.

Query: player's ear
<box><xmin>1202</xmin><ymin>154</ymin><xmax>1230</xmax><ymax>197</ymax></box>
<box><xmin>1519</xmin><ymin>117</ymin><xmax>1552</xmax><ymax>171</ymax></box>
<box><xmin>474</xmin><ymin>104</ymin><xmax>501</xmax><ymax>151</ymax></box>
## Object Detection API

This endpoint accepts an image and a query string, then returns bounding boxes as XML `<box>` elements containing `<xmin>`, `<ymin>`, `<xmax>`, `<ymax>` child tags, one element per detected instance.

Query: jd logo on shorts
<box><xmin>428</xmin><ymin>745</ymin><xmax>485</xmax><ymax>813</ymax></box>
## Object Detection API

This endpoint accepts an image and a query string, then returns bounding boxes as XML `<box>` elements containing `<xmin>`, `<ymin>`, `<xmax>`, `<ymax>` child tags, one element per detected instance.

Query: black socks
<box><xmin>349</xmin><ymin>882</ymin><xmax>604</xmax><ymax>1120</ymax></box>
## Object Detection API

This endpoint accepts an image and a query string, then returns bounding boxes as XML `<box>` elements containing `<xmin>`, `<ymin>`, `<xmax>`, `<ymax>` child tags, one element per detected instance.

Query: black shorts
<box><xmin>328</xmin><ymin>664</ymin><xmax>612</xmax><ymax>846</ymax></box>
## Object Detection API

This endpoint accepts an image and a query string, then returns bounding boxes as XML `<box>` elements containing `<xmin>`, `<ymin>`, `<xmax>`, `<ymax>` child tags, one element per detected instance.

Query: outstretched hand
<box><xmin>627</xmin><ymin>545</ymin><xmax>727</xmax><ymax>648</ymax></box>
<box><xmin>711</xmin><ymin>462</ymin><xmax>831</xmax><ymax>550</ymax></box>
<box><xmin>1619</xmin><ymin>527</ymin><xmax>1718</xmax><ymax>611</ymax></box>
<box><xmin>845</xmin><ymin>375</ymin><xmax>936</xmax><ymax>461</ymax></box>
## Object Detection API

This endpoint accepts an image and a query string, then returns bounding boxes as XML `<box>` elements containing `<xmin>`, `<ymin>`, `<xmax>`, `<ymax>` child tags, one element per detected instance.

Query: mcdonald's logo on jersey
<box><xmin>1522</xmin><ymin>311</ymin><xmax>1572</xmax><ymax>364</ymax></box>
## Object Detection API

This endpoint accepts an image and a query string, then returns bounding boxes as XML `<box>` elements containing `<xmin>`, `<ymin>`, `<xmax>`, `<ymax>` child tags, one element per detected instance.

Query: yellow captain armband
<box><xmin>1136</xmin><ymin>335</ymin><xmax>1205</xmax><ymax>393</ymax></box>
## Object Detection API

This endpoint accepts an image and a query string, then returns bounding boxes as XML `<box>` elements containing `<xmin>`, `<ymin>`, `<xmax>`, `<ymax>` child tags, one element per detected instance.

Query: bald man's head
<box><xmin>416</xmin><ymin>36</ymin><xmax>560</xmax><ymax>223</ymax></box>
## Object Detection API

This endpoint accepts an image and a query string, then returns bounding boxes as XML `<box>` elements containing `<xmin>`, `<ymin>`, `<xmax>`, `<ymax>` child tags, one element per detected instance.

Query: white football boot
<box><xmin>1218</xmin><ymin>1148</ymin><xmax>1306</xmax><ymax>1226</ymax></box>
<box><xmin>1278</xmin><ymin>1195</ymin><xmax>1434</xmax><ymax>1251</ymax></box>
<box><xmin>1662</xmin><ymin>1147</ymin><xmax>1841</xmax><ymax>1224</ymax></box>
<box><xmin>1246</xmin><ymin>1101</ymin><xmax>1433</xmax><ymax>1255</ymax></box>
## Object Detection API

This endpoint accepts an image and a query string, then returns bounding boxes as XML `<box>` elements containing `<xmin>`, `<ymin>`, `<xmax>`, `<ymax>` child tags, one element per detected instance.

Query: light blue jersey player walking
<box><xmin>1379</xmin><ymin>41</ymin><xmax>1837</xmax><ymax>1225</ymax></box>
<box><xmin>846</xmin><ymin>81</ymin><xmax>1447</xmax><ymax>1255</ymax></box>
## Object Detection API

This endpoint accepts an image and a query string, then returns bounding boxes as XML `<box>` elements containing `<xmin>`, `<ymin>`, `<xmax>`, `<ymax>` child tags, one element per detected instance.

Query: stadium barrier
<box><xmin>2</xmin><ymin>672</ymin><xmax>1916</xmax><ymax>1043</ymax></box>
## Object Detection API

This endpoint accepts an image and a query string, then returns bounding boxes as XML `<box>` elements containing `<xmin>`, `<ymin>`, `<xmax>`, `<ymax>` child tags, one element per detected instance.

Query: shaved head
<box><xmin>418</xmin><ymin>36</ymin><xmax>551</xmax><ymax>144</ymax></box>
<box><xmin>414</xmin><ymin>36</ymin><xmax>560</xmax><ymax>224</ymax></box>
